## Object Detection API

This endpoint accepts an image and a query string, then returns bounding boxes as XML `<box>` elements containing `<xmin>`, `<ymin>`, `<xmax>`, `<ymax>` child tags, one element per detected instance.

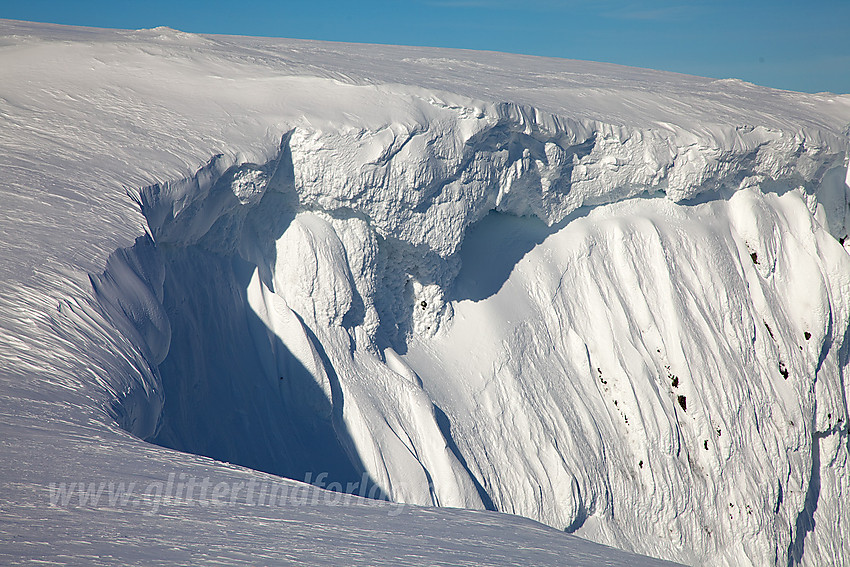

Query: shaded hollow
<box><xmin>150</xmin><ymin>244</ymin><xmax>367</xmax><ymax>485</ymax></box>
<box><xmin>97</xmin><ymin>140</ymin><xmax>382</xmax><ymax>495</ymax></box>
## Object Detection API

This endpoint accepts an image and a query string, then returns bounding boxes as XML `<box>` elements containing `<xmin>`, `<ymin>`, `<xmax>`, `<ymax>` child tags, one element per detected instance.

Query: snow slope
<box><xmin>2</xmin><ymin>19</ymin><xmax>850</xmax><ymax>566</ymax></box>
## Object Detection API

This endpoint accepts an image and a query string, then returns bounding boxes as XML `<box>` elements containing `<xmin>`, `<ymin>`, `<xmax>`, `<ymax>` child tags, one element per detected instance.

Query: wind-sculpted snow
<box><xmin>2</xmin><ymin>19</ymin><xmax>850</xmax><ymax>567</ymax></box>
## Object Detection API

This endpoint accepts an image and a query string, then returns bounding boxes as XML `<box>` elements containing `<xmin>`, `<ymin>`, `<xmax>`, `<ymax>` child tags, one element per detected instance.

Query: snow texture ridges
<box><xmin>3</xmin><ymin>19</ymin><xmax>850</xmax><ymax>567</ymax></box>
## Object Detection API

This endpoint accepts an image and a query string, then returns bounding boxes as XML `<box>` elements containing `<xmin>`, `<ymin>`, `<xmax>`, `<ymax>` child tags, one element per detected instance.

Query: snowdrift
<box><xmin>2</xmin><ymin>19</ymin><xmax>850</xmax><ymax>566</ymax></box>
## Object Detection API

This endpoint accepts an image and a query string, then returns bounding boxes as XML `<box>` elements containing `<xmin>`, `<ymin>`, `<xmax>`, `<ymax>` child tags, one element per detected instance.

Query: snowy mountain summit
<box><xmin>2</xmin><ymin>19</ymin><xmax>850</xmax><ymax>567</ymax></box>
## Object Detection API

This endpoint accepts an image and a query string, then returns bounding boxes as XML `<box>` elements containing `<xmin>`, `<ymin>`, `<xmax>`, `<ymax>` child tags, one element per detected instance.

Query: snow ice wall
<box><xmin>92</xmin><ymin>96</ymin><xmax>850</xmax><ymax>566</ymax></box>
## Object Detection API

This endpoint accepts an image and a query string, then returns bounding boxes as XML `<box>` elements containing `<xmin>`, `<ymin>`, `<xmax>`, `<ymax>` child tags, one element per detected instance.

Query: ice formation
<box><xmin>2</xmin><ymin>19</ymin><xmax>850</xmax><ymax>566</ymax></box>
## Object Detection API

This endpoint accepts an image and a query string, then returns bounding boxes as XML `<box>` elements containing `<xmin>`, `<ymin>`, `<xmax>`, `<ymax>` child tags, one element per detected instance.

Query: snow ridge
<box><xmin>98</xmin><ymin>92</ymin><xmax>850</xmax><ymax>566</ymax></box>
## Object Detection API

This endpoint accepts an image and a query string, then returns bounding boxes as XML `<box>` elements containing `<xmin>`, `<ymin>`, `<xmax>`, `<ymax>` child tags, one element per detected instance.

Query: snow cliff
<box><xmin>2</xmin><ymin>19</ymin><xmax>850</xmax><ymax>566</ymax></box>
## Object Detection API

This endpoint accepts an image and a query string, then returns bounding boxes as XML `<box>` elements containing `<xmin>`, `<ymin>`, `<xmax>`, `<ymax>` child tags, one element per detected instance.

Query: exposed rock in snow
<box><xmin>2</xmin><ymin>18</ymin><xmax>850</xmax><ymax>567</ymax></box>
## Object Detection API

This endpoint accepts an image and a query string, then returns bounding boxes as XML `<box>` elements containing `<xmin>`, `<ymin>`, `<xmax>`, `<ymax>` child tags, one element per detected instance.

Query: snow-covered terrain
<box><xmin>2</xmin><ymin>19</ymin><xmax>849</xmax><ymax>566</ymax></box>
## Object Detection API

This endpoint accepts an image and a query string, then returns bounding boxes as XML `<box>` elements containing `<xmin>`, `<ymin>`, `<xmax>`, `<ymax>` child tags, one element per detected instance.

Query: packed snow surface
<box><xmin>2</xmin><ymin>19</ymin><xmax>850</xmax><ymax>566</ymax></box>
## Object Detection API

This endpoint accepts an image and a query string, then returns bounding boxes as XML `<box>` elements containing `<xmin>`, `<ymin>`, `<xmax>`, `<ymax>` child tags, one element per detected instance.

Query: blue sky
<box><xmin>2</xmin><ymin>0</ymin><xmax>848</xmax><ymax>94</ymax></box>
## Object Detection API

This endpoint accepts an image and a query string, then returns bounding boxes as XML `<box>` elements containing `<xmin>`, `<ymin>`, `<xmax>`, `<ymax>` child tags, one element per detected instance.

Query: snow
<box><xmin>2</xmin><ymin>18</ymin><xmax>850</xmax><ymax>566</ymax></box>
